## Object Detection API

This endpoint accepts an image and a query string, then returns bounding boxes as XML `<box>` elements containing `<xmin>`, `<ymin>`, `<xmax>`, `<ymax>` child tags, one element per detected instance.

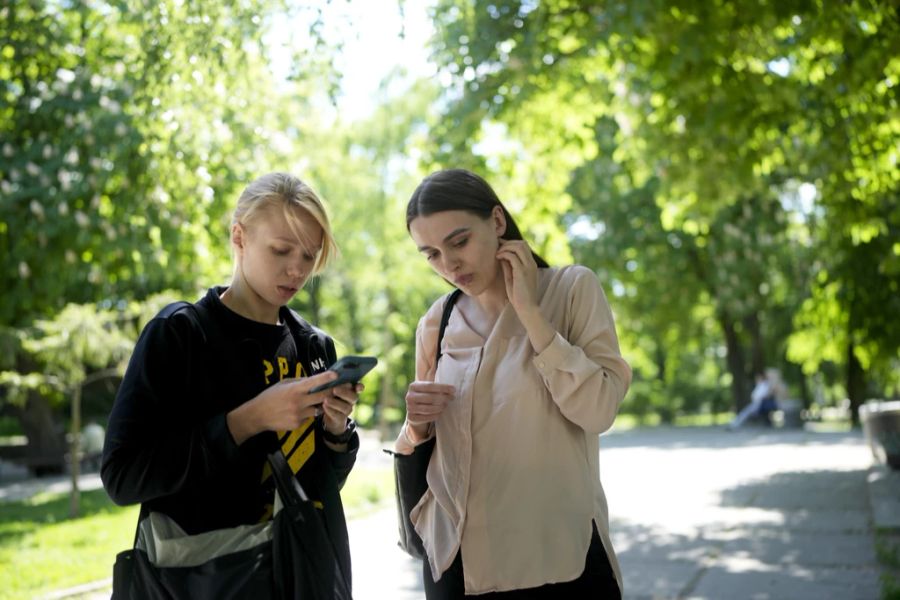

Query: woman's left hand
<box><xmin>497</xmin><ymin>239</ymin><xmax>539</xmax><ymax>315</ymax></box>
<box><xmin>322</xmin><ymin>383</ymin><xmax>362</xmax><ymax>435</ymax></box>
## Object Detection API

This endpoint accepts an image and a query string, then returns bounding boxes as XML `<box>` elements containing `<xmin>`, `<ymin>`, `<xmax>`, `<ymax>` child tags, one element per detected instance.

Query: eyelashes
<box><xmin>271</xmin><ymin>249</ymin><xmax>316</xmax><ymax>266</ymax></box>
<box><xmin>424</xmin><ymin>237</ymin><xmax>469</xmax><ymax>262</ymax></box>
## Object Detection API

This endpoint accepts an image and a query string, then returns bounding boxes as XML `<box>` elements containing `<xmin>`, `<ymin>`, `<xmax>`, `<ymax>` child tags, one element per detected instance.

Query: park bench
<box><xmin>0</xmin><ymin>436</ymin><xmax>67</xmax><ymax>477</ymax></box>
<box><xmin>774</xmin><ymin>399</ymin><xmax>804</xmax><ymax>429</ymax></box>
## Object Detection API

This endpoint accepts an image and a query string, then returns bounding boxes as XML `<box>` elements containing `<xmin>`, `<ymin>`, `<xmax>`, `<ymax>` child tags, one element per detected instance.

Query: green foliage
<box><xmin>283</xmin><ymin>77</ymin><xmax>457</xmax><ymax>426</ymax></box>
<box><xmin>622</xmin><ymin>377</ymin><xmax>671</xmax><ymax>424</ymax></box>
<box><xmin>877</xmin><ymin>532</ymin><xmax>900</xmax><ymax>600</ymax></box>
<box><xmin>3</xmin><ymin>0</ymin><xmax>897</xmax><ymax>429</ymax></box>
<box><xmin>340</xmin><ymin>466</ymin><xmax>394</xmax><ymax>520</ymax></box>
<box><xmin>425</xmin><ymin>0</ymin><xmax>900</xmax><ymax>411</ymax></box>
<box><xmin>0</xmin><ymin>0</ymin><xmax>349</xmax><ymax>424</ymax></box>
<box><xmin>0</xmin><ymin>303</ymin><xmax>135</xmax><ymax>406</ymax></box>
<box><xmin>0</xmin><ymin>0</ymin><xmax>332</xmax><ymax>328</ymax></box>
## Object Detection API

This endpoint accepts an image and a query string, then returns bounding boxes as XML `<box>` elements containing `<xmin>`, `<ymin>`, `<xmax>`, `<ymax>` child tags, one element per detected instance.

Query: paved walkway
<box><xmin>600</xmin><ymin>426</ymin><xmax>892</xmax><ymax>600</ymax></box>
<box><xmin>349</xmin><ymin>425</ymin><xmax>896</xmax><ymax>600</ymax></box>
<box><xmin>5</xmin><ymin>425</ymin><xmax>897</xmax><ymax>599</ymax></box>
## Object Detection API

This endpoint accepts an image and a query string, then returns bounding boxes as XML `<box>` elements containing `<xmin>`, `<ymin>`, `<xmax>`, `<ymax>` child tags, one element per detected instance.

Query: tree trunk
<box><xmin>846</xmin><ymin>341</ymin><xmax>866</xmax><ymax>428</ymax></box>
<box><xmin>307</xmin><ymin>279</ymin><xmax>321</xmax><ymax>325</ymax></box>
<box><xmin>720</xmin><ymin>313</ymin><xmax>749</xmax><ymax>413</ymax></box>
<box><xmin>341</xmin><ymin>278</ymin><xmax>363</xmax><ymax>353</ymax></box>
<box><xmin>375</xmin><ymin>288</ymin><xmax>397</xmax><ymax>439</ymax></box>
<box><xmin>654</xmin><ymin>346</ymin><xmax>666</xmax><ymax>382</ymax></box>
<box><xmin>744</xmin><ymin>312</ymin><xmax>765</xmax><ymax>377</ymax></box>
<box><xmin>69</xmin><ymin>384</ymin><xmax>81</xmax><ymax>517</ymax></box>
<box><xmin>797</xmin><ymin>365</ymin><xmax>811</xmax><ymax>409</ymax></box>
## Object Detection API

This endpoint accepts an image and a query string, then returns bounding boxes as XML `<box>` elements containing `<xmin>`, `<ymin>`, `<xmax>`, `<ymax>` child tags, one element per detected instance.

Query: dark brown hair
<box><xmin>406</xmin><ymin>169</ymin><xmax>549</xmax><ymax>267</ymax></box>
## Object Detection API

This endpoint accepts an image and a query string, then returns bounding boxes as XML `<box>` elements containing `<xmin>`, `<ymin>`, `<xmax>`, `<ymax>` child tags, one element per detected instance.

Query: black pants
<box><xmin>423</xmin><ymin>523</ymin><xmax>621</xmax><ymax>600</ymax></box>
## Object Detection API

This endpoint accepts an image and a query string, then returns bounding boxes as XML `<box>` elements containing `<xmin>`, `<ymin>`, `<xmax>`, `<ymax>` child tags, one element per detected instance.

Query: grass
<box><xmin>613</xmin><ymin>412</ymin><xmax>733</xmax><ymax>430</ymax></box>
<box><xmin>0</xmin><ymin>466</ymin><xmax>393</xmax><ymax>600</ymax></box>
<box><xmin>876</xmin><ymin>534</ymin><xmax>900</xmax><ymax>569</ymax></box>
<box><xmin>340</xmin><ymin>465</ymin><xmax>394</xmax><ymax>519</ymax></box>
<box><xmin>0</xmin><ymin>488</ymin><xmax>139</xmax><ymax>600</ymax></box>
<box><xmin>876</xmin><ymin>532</ymin><xmax>900</xmax><ymax>600</ymax></box>
<box><xmin>611</xmin><ymin>410</ymin><xmax>856</xmax><ymax>432</ymax></box>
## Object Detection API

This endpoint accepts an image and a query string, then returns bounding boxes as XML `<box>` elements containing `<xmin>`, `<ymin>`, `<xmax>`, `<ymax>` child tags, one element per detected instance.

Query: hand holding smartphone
<box><xmin>309</xmin><ymin>355</ymin><xmax>378</xmax><ymax>393</ymax></box>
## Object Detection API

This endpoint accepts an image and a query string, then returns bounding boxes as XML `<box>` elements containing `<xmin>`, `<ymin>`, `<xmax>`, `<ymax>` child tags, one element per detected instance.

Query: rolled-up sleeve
<box><xmin>532</xmin><ymin>267</ymin><xmax>631</xmax><ymax>434</ymax></box>
<box><xmin>393</xmin><ymin>300</ymin><xmax>443</xmax><ymax>455</ymax></box>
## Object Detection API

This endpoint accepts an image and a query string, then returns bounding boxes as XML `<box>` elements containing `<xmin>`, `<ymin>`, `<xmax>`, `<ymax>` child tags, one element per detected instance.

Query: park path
<box><xmin>7</xmin><ymin>425</ymin><xmax>897</xmax><ymax>599</ymax></box>
<box><xmin>599</xmin><ymin>426</ymin><xmax>891</xmax><ymax>599</ymax></box>
<box><xmin>348</xmin><ymin>426</ymin><xmax>895</xmax><ymax>600</ymax></box>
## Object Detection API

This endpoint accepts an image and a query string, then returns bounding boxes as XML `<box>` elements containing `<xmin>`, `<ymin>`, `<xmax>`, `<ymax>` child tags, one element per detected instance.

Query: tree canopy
<box><xmin>424</xmin><ymin>0</ymin><xmax>899</xmax><ymax>417</ymax></box>
<box><xmin>1</xmin><ymin>0</ymin><xmax>338</xmax><ymax>326</ymax></box>
<box><xmin>1</xmin><ymin>0</ymin><xmax>897</xmax><ymax>451</ymax></box>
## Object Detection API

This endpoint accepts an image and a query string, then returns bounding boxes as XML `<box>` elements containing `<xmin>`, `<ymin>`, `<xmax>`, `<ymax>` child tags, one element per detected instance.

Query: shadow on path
<box><xmin>611</xmin><ymin>465</ymin><xmax>880</xmax><ymax>600</ymax></box>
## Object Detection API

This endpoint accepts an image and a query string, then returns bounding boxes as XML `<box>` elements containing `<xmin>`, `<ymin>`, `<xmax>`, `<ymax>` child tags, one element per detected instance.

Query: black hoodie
<box><xmin>102</xmin><ymin>287</ymin><xmax>357</xmax><ymax>566</ymax></box>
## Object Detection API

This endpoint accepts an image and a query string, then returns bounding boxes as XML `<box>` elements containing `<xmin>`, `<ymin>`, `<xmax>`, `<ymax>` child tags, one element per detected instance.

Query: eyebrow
<box><xmin>417</xmin><ymin>227</ymin><xmax>470</xmax><ymax>252</ymax></box>
<box><xmin>273</xmin><ymin>236</ymin><xmax>322</xmax><ymax>253</ymax></box>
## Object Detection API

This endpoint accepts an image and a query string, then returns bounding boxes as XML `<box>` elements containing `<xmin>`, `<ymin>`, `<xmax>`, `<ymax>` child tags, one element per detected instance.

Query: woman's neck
<box><xmin>471</xmin><ymin>273</ymin><xmax>509</xmax><ymax>321</ymax></box>
<box><xmin>220</xmin><ymin>281</ymin><xmax>280</xmax><ymax>324</ymax></box>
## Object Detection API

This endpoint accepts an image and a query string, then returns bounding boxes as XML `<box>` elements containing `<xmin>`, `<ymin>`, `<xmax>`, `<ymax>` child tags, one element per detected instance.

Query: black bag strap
<box><xmin>268</xmin><ymin>449</ymin><xmax>352</xmax><ymax>594</ymax></box>
<box><xmin>284</xmin><ymin>307</ymin><xmax>337</xmax><ymax>369</ymax></box>
<box><xmin>267</xmin><ymin>450</ymin><xmax>310</xmax><ymax>507</ymax></box>
<box><xmin>383</xmin><ymin>287</ymin><xmax>462</xmax><ymax>460</ymax></box>
<box><xmin>435</xmin><ymin>289</ymin><xmax>463</xmax><ymax>364</ymax></box>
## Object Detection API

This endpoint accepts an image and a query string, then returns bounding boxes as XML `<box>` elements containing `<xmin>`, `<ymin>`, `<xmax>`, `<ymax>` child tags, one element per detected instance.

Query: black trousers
<box><xmin>422</xmin><ymin>523</ymin><xmax>621</xmax><ymax>600</ymax></box>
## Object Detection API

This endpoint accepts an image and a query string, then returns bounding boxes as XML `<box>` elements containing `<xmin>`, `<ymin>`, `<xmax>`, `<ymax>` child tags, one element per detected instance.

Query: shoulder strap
<box><xmin>158</xmin><ymin>300</ymin><xmax>192</xmax><ymax>319</ymax></box>
<box><xmin>435</xmin><ymin>289</ymin><xmax>463</xmax><ymax>364</ymax></box>
<box><xmin>284</xmin><ymin>308</ymin><xmax>337</xmax><ymax>369</ymax></box>
<box><xmin>131</xmin><ymin>300</ymin><xmax>201</xmax><ymax>545</ymax></box>
<box><xmin>158</xmin><ymin>300</ymin><xmax>220</xmax><ymax>348</ymax></box>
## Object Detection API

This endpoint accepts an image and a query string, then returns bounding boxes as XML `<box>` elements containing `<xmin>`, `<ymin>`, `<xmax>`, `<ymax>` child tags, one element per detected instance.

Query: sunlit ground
<box><xmin>600</xmin><ymin>426</ymin><xmax>882</xmax><ymax>599</ymax></box>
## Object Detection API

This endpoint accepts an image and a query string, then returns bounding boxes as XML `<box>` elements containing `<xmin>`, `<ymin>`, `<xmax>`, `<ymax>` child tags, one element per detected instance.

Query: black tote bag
<box><xmin>390</xmin><ymin>289</ymin><xmax>461</xmax><ymax>559</ymax></box>
<box><xmin>391</xmin><ymin>436</ymin><xmax>436</xmax><ymax>559</ymax></box>
<box><xmin>112</xmin><ymin>451</ymin><xmax>351</xmax><ymax>600</ymax></box>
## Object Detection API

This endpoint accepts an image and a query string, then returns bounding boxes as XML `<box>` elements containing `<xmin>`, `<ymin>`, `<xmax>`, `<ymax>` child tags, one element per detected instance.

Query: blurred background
<box><xmin>0</xmin><ymin>0</ymin><xmax>898</xmax><ymax>596</ymax></box>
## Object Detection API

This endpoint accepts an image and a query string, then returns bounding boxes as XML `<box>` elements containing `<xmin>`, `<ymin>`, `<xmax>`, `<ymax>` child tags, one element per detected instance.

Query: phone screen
<box><xmin>309</xmin><ymin>355</ymin><xmax>377</xmax><ymax>393</ymax></box>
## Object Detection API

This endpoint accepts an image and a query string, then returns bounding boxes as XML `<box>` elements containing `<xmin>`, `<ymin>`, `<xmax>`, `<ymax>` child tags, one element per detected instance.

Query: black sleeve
<box><xmin>327</xmin><ymin>429</ymin><xmax>359</xmax><ymax>491</ymax></box>
<box><xmin>100</xmin><ymin>311</ymin><xmax>243</xmax><ymax>506</ymax></box>
<box><xmin>319</xmin><ymin>333</ymin><xmax>358</xmax><ymax>489</ymax></box>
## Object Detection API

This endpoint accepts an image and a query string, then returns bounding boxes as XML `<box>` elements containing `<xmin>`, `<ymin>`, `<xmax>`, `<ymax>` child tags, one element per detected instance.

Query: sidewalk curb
<box><xmin>868</xmin><ymin>465</ymin><xmax>900</xmax><ymax>531</ymax></box>
<box><xmin>39</xmin><ymin>577</ymin><xmax>111</xmax><ymax>599</ymax></box>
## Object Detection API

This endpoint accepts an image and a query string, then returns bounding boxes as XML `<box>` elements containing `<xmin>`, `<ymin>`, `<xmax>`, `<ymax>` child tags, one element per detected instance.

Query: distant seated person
<box><xmin>729</xmin><ymin>370</ymin><xmax>781</xmax><ymax>430</ymax></box>
<box><xmin>80</xmin><ymin>421</ymin><xmax>105</xmax><ymax>472</ymax></box>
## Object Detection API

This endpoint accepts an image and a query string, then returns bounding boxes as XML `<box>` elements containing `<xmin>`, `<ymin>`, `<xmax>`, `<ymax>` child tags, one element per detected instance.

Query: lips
<box><xmin>277</xmin><ymin>285</ymin><xmax>298</xmax><ymax>297</ymax></box>
<box><xmin>454</xmin><ymin>274</ymin><xmax>473</xmax><ymax>287</ymax></box>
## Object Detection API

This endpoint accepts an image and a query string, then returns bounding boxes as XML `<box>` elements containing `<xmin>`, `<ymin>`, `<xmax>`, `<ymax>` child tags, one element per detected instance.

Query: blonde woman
<box><xmin>102</xmin><ymin>173</ymin><xmax>359</xmax><ymax>590</ymax></box>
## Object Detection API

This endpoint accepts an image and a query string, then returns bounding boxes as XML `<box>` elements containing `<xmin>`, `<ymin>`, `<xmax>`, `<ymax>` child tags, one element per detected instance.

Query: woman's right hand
<box><xmin>405</xmin><ymin>381</ymin><xmax>455</xmax><ymax>440</ymax></box>
<box><xmin>227</xmin><ymin>371</ymin><xmax>338</xmax><ymax>444</ymax></box>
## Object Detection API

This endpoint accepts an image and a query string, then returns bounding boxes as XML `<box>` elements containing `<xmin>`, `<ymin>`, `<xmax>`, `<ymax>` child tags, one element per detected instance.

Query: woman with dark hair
<box><xmin>395</xmin><ymin>168</ymin><xmax>631</xmax><ymax>599</ymax></box>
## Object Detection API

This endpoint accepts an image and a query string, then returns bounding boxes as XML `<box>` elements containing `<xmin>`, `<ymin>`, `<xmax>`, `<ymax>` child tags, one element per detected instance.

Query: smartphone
<box><xmin>309</xmin><ymin>355</ymin><xmax>378</xmax><ymax>393</ymax></box>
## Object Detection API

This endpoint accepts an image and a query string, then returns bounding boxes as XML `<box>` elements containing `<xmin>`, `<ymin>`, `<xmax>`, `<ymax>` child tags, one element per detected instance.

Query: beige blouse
<box><xmin>395</xmin><ymin>265</ymin><xmax>632</xmax><ymax>595</ymax></box>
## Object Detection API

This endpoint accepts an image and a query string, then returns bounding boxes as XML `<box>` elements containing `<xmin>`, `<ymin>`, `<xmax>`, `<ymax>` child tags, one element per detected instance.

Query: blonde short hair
<box><xmin>232</xmin><ymin>172</ymin><xmax>338</xmax><ymax>274</ymax></box>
